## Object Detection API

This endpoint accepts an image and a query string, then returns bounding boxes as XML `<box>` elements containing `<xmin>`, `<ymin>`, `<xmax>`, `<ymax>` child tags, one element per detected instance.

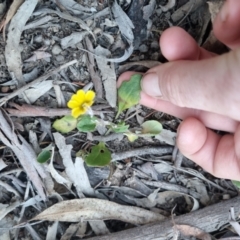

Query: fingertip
<box><xmin>160</xmin><ymin>27</ymin><xmax>200</xmax><ymax>61</ymax></box>
<box><xmin>177</xmin><ymin>117</ymin><xmax>208</xmax><ymax>156</ymax></box>
<box><xmin>213</xmin><ymin>0</ymin><xmax>240</xmax><ymax>49</ymax></box>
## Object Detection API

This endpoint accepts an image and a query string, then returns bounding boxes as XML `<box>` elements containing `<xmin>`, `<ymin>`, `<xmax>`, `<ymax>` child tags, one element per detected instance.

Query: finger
<box><xmin>160</xmin><ymin>27</ymin><xmax>215</xmax><ymax>61</ymax></box>
<box><xmin>177</xmin><ymin>117</ymin><xmax>240</xmax><ymax>180</ymax></box>
<box><xmin>118</xmin><ymin>71</ymin><xmax>238</xmax><ymax>132</ymax></box>
<box><xmin>141</xmin><ymin>48</ymin><xmax>240</xmax><ymax>121</ymax></box>
<box><xmin>213</xmin><ymin>0</ymin><xmax>240</xmax><ymax>49</ymax></box>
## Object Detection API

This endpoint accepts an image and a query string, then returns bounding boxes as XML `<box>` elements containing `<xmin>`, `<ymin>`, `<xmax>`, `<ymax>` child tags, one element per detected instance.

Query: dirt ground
<box><xmin>0</xmin><ymin>0</ymin><xmax>239</xmax><ymax>239</ymax></box>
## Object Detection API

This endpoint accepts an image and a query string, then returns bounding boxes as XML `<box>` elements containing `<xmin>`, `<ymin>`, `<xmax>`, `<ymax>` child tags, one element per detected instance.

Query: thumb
<box><xmin>141</xmin><ymin>48</ymin><xmax>240</xmax><ymax>121</ymax></box>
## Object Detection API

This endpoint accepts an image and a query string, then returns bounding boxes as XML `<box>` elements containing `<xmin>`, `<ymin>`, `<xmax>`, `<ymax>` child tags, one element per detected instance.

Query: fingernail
<box><xmin>141</xmin><ymin>72</ymin><xmax>162</xmax><ymax>97</ymax></box>
<box><xmin>219</xmin><ymin>0</ymin><xmax>229</xmax><ymax>22</ymax></box>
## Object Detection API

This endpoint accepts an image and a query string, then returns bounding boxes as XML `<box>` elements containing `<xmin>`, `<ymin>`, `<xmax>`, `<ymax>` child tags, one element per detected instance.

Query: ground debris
<box><xmin>0</xmin><ymin>0</ymin><xmax>236</xmax><ymax>238</ymax></box>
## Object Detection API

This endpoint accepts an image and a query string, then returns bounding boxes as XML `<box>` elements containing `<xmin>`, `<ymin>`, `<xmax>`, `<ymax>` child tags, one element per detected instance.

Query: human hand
<box><xmin>118</xmin><ymin>0</ymin><xmax>240</xmax><ymax>180</ymax></box>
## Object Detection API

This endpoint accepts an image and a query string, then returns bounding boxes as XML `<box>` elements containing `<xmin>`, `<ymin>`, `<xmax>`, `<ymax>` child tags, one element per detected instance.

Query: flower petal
<box><xmin>76</xmin><ymin>90</ymin><xmax>86</xmax><ymax>99</ymax></box>
<box><xmin>85</xmin><ymin>101</ymin><xmax>94</xmax><ymax>107</ymax></box>
<box><xmin>67</xmin><ymin>100</ymin><xmax>79</xmax><ymax>109</ymax></box>
<box><xmin>85</xmin><ymin>90</ymin><xmax>95</xmax><ymax>102</ymax></box>
<box><xmin>72</xmin><ymin>107</ymin><xmax>86</xmax><ymax>118</ymax></box>
<box><xmin>71</xmin><ymin>94</ymin><xmax>83</xmax><ymax>104</ymax></box>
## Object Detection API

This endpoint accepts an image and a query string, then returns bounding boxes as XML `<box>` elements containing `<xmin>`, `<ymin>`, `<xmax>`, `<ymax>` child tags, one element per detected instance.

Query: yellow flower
<box><xmin>67</xmin><ymin>90</ymin><xmax>95</xmax><ymax>118</ymax></box>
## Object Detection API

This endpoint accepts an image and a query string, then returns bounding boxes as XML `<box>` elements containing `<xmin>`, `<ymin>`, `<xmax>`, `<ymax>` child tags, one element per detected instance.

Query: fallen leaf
<box><xmin>0</xmin><ymin>110</ymin><xmax>46</xmax><ymax>200</ymax></box>
<box><xmin>175</xmin><ymin>224</ymin><xmax>211</xmax><ymax>240</ymax></box>
<box><xmin>5</xmin><ymin>0</ymin><xmax>38</xmax><ymax>86</ymax></box>
<box><xmin>111</xmin><ymin>0</ymin><xmax>134</xmax><ymax>44</ymax></box>
<box><xmin>0</xmin><ymin>0</ymin><xmax>24</xmax><ymax>40</ymax></box>
<box><xmin>46</xmin><ymin>221</ymin><xmax>58</xmax><ymax>240</ymax></box>
<box><xmin>61</xmin><ymin>31</ymin><xmax>89</xmax><ymax>49</ymax></box>
<box><xmin>141</xmin><ymin>120</ymin><xmax>162</xmax><ymax>135</ymax></box>
<box><xmin>85</xmin><ymin>142</ymin><xmax>111</xmax><ymax>167</ymax></box>
<box><xmin>95</xmin><ymin>45</ymin><xmax>117</xmax><ymax>107</ymax></box>
<box><xmin>23</xmin><ymin>80</ymin><xmax>53</xmax><ymax>104</ymax></box>
<box><xmin>116</xmin><ymin>74</ymin><xmax>142</xmax><ymax>118</ymax></box>
<box><xmin>53</xmin><ymin>132</ymin><xmax>94</xmax><ymax>196</ymax></box>
<box><xmin>24</xmin><ymin>50</ymin><xmax>52</xmax><ymax>62</ymax></box>
<box><xmin>53</xmin><ymin>115</ymin><xmax>77</xmax><ymax>133</ymax></box>
<box><xmin>37</xmin><ymin>150</ymin><xmax>51</xmax><ymax>164</ymax></box>
<box><xmin>0</xmin><ymin>158</ymin><xmax>7</xmax><ymax>171</ymax></box>
<box><xmin>76</xmin><ymin>115</ymin><xmax>97</xmax><ymax>132</ymax></box>
<box><xmin>32</xmin><ymin>198</ymin><xmax>165</xmax><ymax>224</ymax></box>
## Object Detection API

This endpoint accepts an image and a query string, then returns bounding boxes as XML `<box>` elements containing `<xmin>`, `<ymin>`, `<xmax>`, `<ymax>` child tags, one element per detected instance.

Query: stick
<box><xmin>0</xmin><ymin>60</ymin><xmax>77</xmax><ymax>106</ymax></box>
<box><xmin>111</xmin><ymin>146</ymin><xmax>173</xmax><ymax>161</ymax></box>
<box><xmin>89</xmin><ymin>195</ymin><xmax>240</xmax><ymax>240</ymax></box>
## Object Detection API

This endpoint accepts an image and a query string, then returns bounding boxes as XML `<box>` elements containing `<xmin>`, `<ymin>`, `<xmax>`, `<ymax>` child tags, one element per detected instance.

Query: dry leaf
<box><xmin>56</xmin><ymin>0</ymin><xmax>96</xmax><ymax>14</ymax></box>
<box><xmin>175</xmin><ymin>224</ymin><xmax>211</xmax><ymax>240</ymax></box>
<box><xmin>53</xmin><ymin>133</ymin><xmax>95</xmax><ymax>197</ymax></box>
<box><xmin>155</xmin><ymin>129</ymin><xmax>176</xmax><ymax>146</ymax></box>
<box><xmin>32</xmin><ymin>198</ymin><xmax>166</xmax><ymax>224</ymax></box>
<box><xmin>111</xmin><ymin>0</ymin><xmax>134</xmax><ymax>44</ymax></box>
<box><xmin>61</xmin><ymin>31</ymin><xmax>89</xmax><ymax>49</ymax></box>
<box><xmin>0</xmin><ymin>0</ymin><xmax>24</xmax><ymax>40</ymax></box>
<box><xmin>5</xmin><ymin>0</ymin><xmax>38</xmax><ymax>86</ymax></box>
<box><xmin>160</xmin><ymin>0</ymin><xmax>176</xmax><ymax>12</ymax></box>
<box><xmin>95</xmin><ymin>45</ymin><xmax>116</xmax><ymax>107</ymax></box>
<box><xmin>46</xmin><ymin>148</ymin><xmax>71</xmax><ymax>186</ymax></box>
<box><xmin>24</xmin><ymin>51</ymin><xmax>52</xmax><ymax>62</ymax></box>
<box><xmin>0</xmin><ymin>201</ymin><xmax>21</xmax><ymax>221</ymax></box>
<box><xmin>46</xmin><ymin>221</ymin><xmax>58</xmax><ymax>240</ymax></box>
<box><xmin>23</xmin><ymin>80</ymin><xmax>53</xmax><ymax>104</ymax></box>
<box><xmin>0</xmin><ymin>158</ymin><xmax>7</xmax><ymax>171</ymax></box>
<box><xmin>0</xmin><ymin>110</ymin><xmax>46</xmax><ymax>200</ymax></box>
<box><xmin>143</xmin><ymin>0</ymin><xmax>156</xmax><ymax>20</ymax></box>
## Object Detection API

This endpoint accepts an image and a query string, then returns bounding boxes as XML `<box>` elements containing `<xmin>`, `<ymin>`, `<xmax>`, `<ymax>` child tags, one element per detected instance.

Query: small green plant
<box><xmin>51</xmin><ymin>74</ymin><xmax>163</xmax><ymax>167</ymax></box>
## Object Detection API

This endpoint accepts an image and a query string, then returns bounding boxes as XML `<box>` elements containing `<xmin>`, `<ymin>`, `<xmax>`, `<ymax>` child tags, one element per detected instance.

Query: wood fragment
<box><xmin>85</xmin><ymin>36</ymin><xmax>103</xmax><ymax>98</ymax></box>
<box><xmin>89</xmin><ymin>196</ymin><xmax>240</xmax><ymax>240</ymax></box>
<box><xmin>0</xmin><ymin>60</ymin><xmax>77</xmax><ymax>106</ymax></box>
<box><xmin>111</xmin><ymin>146</ymin><xmax>173</xmax><ymax>161</ymax></box>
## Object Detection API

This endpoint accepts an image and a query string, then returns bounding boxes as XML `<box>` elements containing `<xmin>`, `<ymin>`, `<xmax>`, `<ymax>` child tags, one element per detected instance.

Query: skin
<box><xmin>118</xmin><ymin>0</ymin><xmax>240</xmax><ymax>180</ymax></box>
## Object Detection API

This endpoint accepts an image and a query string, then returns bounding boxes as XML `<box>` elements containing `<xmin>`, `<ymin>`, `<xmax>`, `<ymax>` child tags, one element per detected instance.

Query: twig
<box><xmin>141</xmin><ymin>179</ymin><xmax>200</xmax><ymax>199</ymax></box>
<box><xmin>88</xmin><ymin>133</ymin><xmax>124</xmax><ymax>142</ymax></box>
<box><xmin>0</xmin><ymin>60</ymin><xmax>77</xmax><ymax>106</ymax></box>
<box><xmin>5</xmin><ymin>102</ymin><xmax>112</xmax><ymax>117</ymax></box>
<box><xmin>111</xmin><ymin>146</ymin><xmax>173</xmax><ymax>161</ymax></box>
<box><xmin>89</xmin><ymin>195</ymin><xmax>240</xmax><ymax>240</ymax></box>
<box><xmin>85</xmin><ymin>36</ymin><xmax>103</xmax><ymax>98</ymax></box>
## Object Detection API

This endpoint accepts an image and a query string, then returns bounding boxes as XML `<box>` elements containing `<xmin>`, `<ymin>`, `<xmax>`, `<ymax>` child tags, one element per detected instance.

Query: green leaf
<box><xmin>109</xmin><ymin>121</ymin><xmax>129</xmax><ymax>133</ymax></box>
<box><xmin>52</xmin><ymin>115</ymin><xmax>77</xmax><ymax>133</ymax></box>
<box><xmin>77</xmin><ymin>115</ymin><xmax>97</xmax><ymax>132</ymax></box>
<box><xmin>116</xmin><ymin>74</ymin><xmax>142</xmax><ymax>118</ymax></box>
<box><xmin>85</xmin><ymin>142</ymin><xmax>111</xmax><ymax>167</ymax></box>
<box><xmin>125</xmin><ymin>132</ymin><xmax>138</xmax><ymax>142</ymax></box>
<box><xmin>232</xmin><ymin>180</ymin><xmax>240</xmax><ymax>188</ymax></box>
<box><xmin>37</xmin><ymin>150</ymin><xmax>51</xmax><ymax>164</ymax></box>
<box><xmin>141</xmin><ymin>120</ymin><xmax>162</xmax><ymax>136</ymax></box>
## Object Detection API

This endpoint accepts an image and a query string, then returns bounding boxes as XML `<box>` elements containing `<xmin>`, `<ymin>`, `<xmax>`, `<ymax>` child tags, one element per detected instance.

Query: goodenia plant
<box><xmin>48</xmin><ymin>74</ymin><xmax>163</xmax><ymax>167</ymax></box>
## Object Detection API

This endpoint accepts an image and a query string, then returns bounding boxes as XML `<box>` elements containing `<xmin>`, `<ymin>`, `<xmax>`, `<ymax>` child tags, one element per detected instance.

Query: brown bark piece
<box><xmin>88</xmin><ymin>196</ymin><xmax>240</xmax><ymax>240</ymax></box>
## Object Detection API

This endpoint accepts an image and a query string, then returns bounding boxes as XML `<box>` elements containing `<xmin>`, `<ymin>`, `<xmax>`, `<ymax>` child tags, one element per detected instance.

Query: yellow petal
<box><xmin>72</xmin><ymin>107</ymin><xmax>86</xmax><ymax>118</ymax></box>
<box><xmin>71</xmin><ymin>94</ymin><xmax>83</xmax><ymax>104</ymax></box>
<box><xmin>67</xmin><ymin>100</ymin><xmax>79</xmax><ymax>109</ymax></box>
<box><xmin>85</xmin><ymin>101</ymin><xmax>94</xmax><ymax>107</ymax></box>
<box><xmin>76</xmin><ymin>90</ymin><xmax>86</xmax><ymax>99</ymax></box>
<box><xmin>85</xmin><ymin>90</ymin><xmax>95</xmax><ymax>102</ymax></box>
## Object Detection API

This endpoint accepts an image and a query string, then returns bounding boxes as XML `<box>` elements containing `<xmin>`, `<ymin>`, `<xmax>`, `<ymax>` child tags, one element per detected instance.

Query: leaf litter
<box><xmin>0</xmin><ymin>0</ymin><xmax>237</xmax><ymax>239</ymax></box>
